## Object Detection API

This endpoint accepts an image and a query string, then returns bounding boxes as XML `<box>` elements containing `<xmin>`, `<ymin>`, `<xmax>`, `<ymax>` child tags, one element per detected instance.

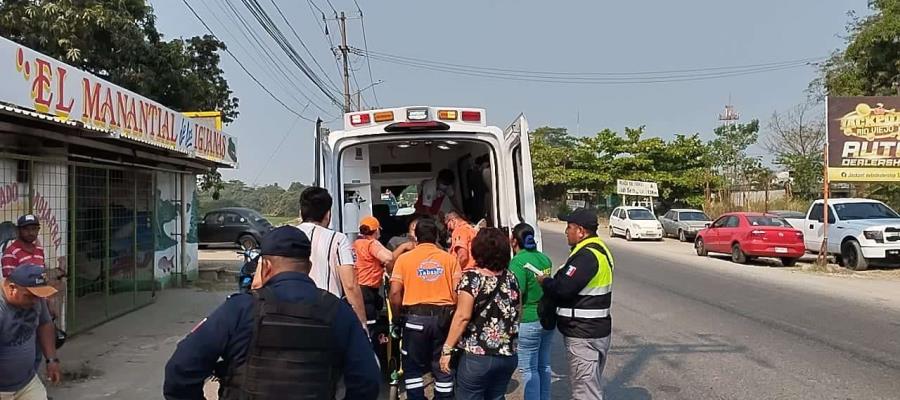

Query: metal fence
<box><xmin>1</xmin><ymin>155</ymin><xmax>157</xmax><ymax>333</ymax></box>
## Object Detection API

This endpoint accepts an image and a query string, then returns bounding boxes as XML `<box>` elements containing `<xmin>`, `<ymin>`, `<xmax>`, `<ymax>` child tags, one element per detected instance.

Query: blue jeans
<box><xmin>455</xmin><ymin>353</ymin><xmax>518</xmax><ymax>400</ymax></box>
<box><xmin>517</xmin><ymin>322</ymin><xmax>555</xmax><ymax>400</ymax></box>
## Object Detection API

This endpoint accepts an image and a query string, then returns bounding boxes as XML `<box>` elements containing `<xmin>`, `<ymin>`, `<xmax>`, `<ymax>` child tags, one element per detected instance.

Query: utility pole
<box><xmin>338</xmin><ymin>11</ymin><xmax>352</xmax><ymax>113</ymax></box>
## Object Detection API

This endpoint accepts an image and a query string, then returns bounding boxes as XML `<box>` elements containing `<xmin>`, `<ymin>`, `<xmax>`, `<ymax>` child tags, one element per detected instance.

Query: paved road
<box><xmin>538</xmin><ymin>224</ymin><xmax>900</xmax><ymax>400</ymax></box>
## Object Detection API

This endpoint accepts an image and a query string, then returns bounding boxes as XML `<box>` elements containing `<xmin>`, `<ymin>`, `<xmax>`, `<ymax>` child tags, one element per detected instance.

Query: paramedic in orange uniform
<box><xmin>389</xmin><ymin>217</ymin><xmax>461</xmax><ymax>399</ymax></box>
<box><xmin>354</xmin><ymin>216</ymin><xmax>408</xmax><ymax>328</ymax></box>
<box><xmin>445</xmin><ymin>211</ymin><xmax>477</xmax><ymax>271</ymax></box>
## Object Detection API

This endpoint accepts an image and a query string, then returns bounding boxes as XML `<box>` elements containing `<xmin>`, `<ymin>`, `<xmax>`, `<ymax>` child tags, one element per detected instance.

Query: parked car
<box><xmin>198</xmin><ymin>207</ymin><xmax>273</xmax><ymax>250</ymax></box>
<box><xmin>769</xmin><ymin>210</ymin><xmax>806</xmax><ymax>219</ymax></box>
<box><xmin>783</xmin><ymin>198</ymin><xmax>900</xmax><ymax>271</ymax></box>
<box><xmin>659</xmin><ymin>208</ymin><xmax>712</xmax><ymax>242</ymax></box>
<box><xmin>609</xmin><ymin>206</ymin><xmax>664</xmax><ymax>241</ymax></box>
<box><xmin>695</xmin><ymin>212</ymin><xmax>804</xmax><ymax>266</ymax></box>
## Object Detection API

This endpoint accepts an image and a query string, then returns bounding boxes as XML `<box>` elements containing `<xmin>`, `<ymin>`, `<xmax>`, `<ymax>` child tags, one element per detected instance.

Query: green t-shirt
<box><xmin>508</xmin><ymin>249</ymin><xmax>553</xmax><ymax>323</ymax></box>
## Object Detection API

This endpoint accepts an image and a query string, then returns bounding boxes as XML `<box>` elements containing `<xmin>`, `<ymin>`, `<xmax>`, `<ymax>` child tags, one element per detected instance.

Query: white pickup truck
<box><xmin>785</xmin><ymin>198</ymin><xmax>900</xmax><ymax>270</ymax></box>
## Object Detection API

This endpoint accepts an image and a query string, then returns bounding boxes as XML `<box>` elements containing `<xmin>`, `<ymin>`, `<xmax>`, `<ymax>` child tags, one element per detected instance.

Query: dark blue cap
<box><xmin>8</xmin><ymin>264</ymin><xmax>57</xmax><ymax>297</ymax></box>
<box><xmin>559</xmin><ymin>207</ymin><xmax>599</xmax><ymax>230</ymax></box>
<box><xmin>260</xmin><ymin>226</ymin><xmax>311</xmax><ymax>259</ymax></box>
<box><xmin>17</xmin><ymin>214</ymin><xmax>39</xmax><ymax>228</ymax></box>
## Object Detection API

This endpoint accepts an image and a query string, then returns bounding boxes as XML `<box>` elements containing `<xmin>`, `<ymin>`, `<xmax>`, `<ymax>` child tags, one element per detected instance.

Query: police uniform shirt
<box><xmin>163</xmin><ymin>272</ymin><xmax>380</xmax><ymax>400</ymax></box>
<box><xmin>542</xmin><ymin>245</ymin><xmax>612</xmax><ymax>339</ymax></box>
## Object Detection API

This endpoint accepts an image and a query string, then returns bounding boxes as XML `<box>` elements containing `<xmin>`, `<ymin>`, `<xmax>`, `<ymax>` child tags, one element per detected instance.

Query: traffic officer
<box><xmin>163</xmin><ymin>226</ymin><xmax>380</xmax><ymax>400</ymax></box>
<box><xmin>537</xmin><ymin>208</ymin><xmax>614</xmax><ymax>400</ymax></box>
<box><xmin>389</xmin><ymin>217</ymin><xmax>461</xmax><ymax>399</ymax></box>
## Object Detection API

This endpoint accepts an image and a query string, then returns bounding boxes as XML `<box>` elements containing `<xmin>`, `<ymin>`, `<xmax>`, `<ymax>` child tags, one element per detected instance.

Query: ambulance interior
<box><xmin>339</xmin><ymin>139</ymin><xmax>496</xmax><ymax>247</ymax></box>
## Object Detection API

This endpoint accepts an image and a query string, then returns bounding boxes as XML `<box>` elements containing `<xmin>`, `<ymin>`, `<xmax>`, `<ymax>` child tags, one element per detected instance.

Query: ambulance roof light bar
<box><xmin>344</xmin><ymin>107</ymin><xmax>486</xmax><ymax>130</ymax></box>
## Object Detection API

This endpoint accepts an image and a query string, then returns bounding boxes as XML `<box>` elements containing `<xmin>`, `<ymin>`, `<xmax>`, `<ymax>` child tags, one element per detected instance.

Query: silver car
<box><xmin>659</xmin><ymin>209</ymin><xmax>712</xmax><ymax>242</ymax></box>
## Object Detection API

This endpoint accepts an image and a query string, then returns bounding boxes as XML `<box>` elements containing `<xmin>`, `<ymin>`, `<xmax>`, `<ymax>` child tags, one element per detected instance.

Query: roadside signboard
<box><xmin>616</xmin><ymin>179</ymin><xmax>659</xmax><ymax>197</ymax></box>
<box><xmin>0</xmin><ymin>36</ymin><xmax>238</xmax><ymax>167</ymax></box>
<box><xmin>828</xmin><ymin>96</ymin><xmax>900</xmax><ymax>181</ymax></box>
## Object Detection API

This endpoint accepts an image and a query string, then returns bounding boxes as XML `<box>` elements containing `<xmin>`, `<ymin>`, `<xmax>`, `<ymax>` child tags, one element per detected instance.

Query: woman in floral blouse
<box><xmin>440</xmin><ymin>228</ymin><xmax>520</xmax><ymax>400</ymax></box>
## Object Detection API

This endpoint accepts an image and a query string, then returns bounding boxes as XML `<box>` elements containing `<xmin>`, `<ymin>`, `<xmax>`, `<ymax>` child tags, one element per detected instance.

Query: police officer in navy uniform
<box><xmin>163</xmin><ymin>226</ymin><xmax>380</xmax><ymax>400</ymax></box>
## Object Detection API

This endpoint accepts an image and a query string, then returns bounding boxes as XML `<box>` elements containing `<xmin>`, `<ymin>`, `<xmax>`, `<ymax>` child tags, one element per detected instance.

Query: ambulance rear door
<box><xmin>314</xmin><ymin>120</ymin><xmax>339</xmax><ymax>228</ymax></box>
<box><xmin>503</xmin><ymin>114</ymin><xmax>542</xmax><ymax>250</ymax></box>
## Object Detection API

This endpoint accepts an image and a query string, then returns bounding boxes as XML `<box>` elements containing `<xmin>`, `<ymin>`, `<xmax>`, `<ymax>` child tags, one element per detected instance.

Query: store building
<box><xmin>0</xmin><ymin>36</ymin><xmax>238</xmax><ymax>333</ymax></box>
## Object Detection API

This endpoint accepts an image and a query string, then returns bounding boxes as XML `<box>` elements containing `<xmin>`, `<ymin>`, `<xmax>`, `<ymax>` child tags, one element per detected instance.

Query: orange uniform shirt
<box><xmin>450</xmin><ymin>223</ymin><xmax>477</xmax><ymax>271</ymax></box>
<box><xmin>354</xmin><ymin>238</ymin><xmax>386</xmax><ymax>288</ymax></box>
<box><xmin>390</xmin><ymin>243</ymin><xmax>460</xmax><ymax>306</ymax></box>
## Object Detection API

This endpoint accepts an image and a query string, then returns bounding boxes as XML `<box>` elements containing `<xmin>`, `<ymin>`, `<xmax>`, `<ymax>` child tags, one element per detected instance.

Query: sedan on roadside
<box><xmin>659</xmin><ymin>208</ymin><xmax>712</xmax><ymax>242</ymax></box>
<box><xmin>199</xmin><ymin>207</ymin><xmax>273</xmax><ymax>250</ymax></box>
<box><xmin>609</xmin><ymin>206</ymin><xmax>664</xmax><ymax>241</ymax></box>
<box><xmin>694</xmin><ymin>212</ymin><xmax>805</xmax><ymax>266</ymax></box>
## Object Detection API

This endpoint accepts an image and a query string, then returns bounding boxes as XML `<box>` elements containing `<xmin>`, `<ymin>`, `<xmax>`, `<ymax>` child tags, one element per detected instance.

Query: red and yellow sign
<box><xmin>2</xmin><ymin>36</ymin><xmax>237</xmax><ymax>166</ymax></box>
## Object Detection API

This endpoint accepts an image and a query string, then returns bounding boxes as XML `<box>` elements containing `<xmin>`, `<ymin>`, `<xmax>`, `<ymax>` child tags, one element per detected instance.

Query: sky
<box><xmin>148</xmin><ymin>0</ymin><xmax>868</xmax><ymax>187</ymax></box>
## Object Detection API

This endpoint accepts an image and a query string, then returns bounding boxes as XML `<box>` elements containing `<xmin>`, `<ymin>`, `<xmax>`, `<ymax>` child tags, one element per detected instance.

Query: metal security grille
<box><xmin>69</xmin><ymin>165</ymin><xmax>158</xmax><ymax>333</ymax></box>
<box><xmin>0</xmin><ymin>157</ymin><xmax>68</xmax><ymax>321</ymax></box>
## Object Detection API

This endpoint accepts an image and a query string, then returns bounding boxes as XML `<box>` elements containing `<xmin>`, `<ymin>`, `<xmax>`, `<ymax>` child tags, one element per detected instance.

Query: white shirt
<box><xmin>297</xmin><ymin>222</ymin><xmax>355</xmax><ymax>297</ymax></box>
<box><xmin>420</xmin><ymin>178</ymin><xmax>456</xmax><ymax>214</ymax></box>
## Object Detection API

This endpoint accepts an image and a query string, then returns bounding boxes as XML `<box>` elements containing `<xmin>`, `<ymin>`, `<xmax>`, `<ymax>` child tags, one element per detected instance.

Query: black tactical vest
<box><xmin>219</xmin><ymin>287</ymin><xmax>342</xmax><ymax>399</ymax></box>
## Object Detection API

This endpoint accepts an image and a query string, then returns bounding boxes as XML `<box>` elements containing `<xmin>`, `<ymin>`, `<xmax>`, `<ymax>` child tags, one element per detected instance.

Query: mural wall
<box><xmin>154</xmin><ymin>171</ymin><xmax>180</xmax><ymax>288</ymax></box>
<box><xmin>0</xmin><ymin>159</ymin><xmax>68</xmax><ymax>323</ymax></box>
<box><xmin>183</xmin><ymin>177</ymin><xmax>199</xmax><ymax>281</ymax></box>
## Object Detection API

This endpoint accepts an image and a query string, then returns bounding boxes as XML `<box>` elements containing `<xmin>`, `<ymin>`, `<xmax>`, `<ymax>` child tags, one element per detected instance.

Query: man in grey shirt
<box><xmin>0</xmin><ymin>264</ymin><xmax>61</xmax><ymax>399</ymax></box>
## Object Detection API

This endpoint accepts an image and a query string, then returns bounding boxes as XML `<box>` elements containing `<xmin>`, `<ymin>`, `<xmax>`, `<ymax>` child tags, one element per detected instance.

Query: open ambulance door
<box><xmin>504</xmin><ymin>114</ymin><xmax>542</xmax><ymax>250</ymax></box>
<box><xmin>314</xmin><ymin>120</ymin><xmax>339</xmax><ymax>229</ymax></box>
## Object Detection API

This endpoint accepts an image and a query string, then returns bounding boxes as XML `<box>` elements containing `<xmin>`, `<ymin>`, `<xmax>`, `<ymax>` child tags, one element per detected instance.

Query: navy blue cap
<box><xmin>260</xmin><ymin>226</ymin><xmax>311</xmax><ymax>259</ymax></box>
<box><xmin>17</xmin><ymin>214</ymin><xmax>39</xmax><ymax>228</ymax></box>
<box><xmin>559</xmin><ymin>208</ymin><xmax>599</xmax><ymax>230</ymax></box>
<box><xmin>8</xmin><ymin>264</ymin><xmax>57</xmax><ymax>297</ymax></box>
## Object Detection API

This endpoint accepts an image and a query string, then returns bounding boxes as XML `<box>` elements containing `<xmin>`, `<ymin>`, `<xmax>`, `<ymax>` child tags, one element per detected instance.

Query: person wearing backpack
<box><xmin>508</xmin><ymin>223</ymin><xmax>554</xmax><ymax>400</ymax></box>
<box><xmin>163</xmin><ymin>226</ymin><xmax>380</xmax><ymax>400</ymax></box>
<box><xmin>440</xmin><ymin>228</ymin><xmax>520</xmax><ymax>400</ymax></box>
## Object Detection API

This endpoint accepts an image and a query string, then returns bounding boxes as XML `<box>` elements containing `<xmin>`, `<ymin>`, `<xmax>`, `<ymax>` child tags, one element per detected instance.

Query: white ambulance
<box><xmin>314</xmin><ymin>106</ymin><xmax>541</xmax><ymax>248</ymax></box>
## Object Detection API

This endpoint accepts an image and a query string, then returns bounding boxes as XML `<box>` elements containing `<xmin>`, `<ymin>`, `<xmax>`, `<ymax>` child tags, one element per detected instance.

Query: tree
<box><xmin>709</xmin><ymin>120</ymin><xmax>761</xmax><ymax>197</ymax></box>
<box><xmin>814</xmin><ymin>0</ymin><xmax>900</xmax><ymax>209</ymax></box>
<box><xmin>816</xmin><ymin>0</ymin><xmax>900</xmax><ymax>97</ymax></box>
<box><xmin>530</xmin><ymin>127</ymin><xmax>579</xmax><ymax>200</ymax></box>
<box><xmin>764</xmin><ymin>102</ymin><xmax>825</xmax><ymax>200</ymax></box>
<box><xmin>0</xmin><ymin>0</ymin><xmax>239</xmax><ymax>122</ymax></box>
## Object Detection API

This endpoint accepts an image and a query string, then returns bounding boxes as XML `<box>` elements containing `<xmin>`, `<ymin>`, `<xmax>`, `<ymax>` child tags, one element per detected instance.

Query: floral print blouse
<box><xmin>457</xmin><ymin>269</ymin><xmax>520</xmax><ymax>356</ymax></box>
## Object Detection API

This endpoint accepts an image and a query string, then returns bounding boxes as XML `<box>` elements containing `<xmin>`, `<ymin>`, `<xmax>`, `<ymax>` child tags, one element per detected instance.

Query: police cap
<box><xmin>260</xmin><ymin>226</ymin><xmax>311</xmax><ymax>259</ymax></box>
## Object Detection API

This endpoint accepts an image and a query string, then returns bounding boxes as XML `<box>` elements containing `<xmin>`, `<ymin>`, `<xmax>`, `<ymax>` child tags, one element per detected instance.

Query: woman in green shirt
<box><xmin>508</xmin><ymin>223</ymin><xmax>554</xmax><ymax>400</ymax></box>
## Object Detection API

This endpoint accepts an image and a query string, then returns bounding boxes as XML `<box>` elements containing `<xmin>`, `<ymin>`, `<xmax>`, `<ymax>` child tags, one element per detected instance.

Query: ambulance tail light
<box><xmin>384</xmin><ymin>121</ymin><xmax>450</xmax><ymax>132</ymax></box>
<box><xmin>350</xmin><ymin>113</ymin><xmax>371</xmax><ymax>126</ymax></box>
<box><xmin>373</xmin><ymin>111</ymin><xmax>394</xmax><ymax>123</ymax></box>
<box><xmin>438</xmin><ymin>110</ymin><xmax>458</xmax><ymax>120</ymax></box>
<box><xmin>461</xmin><ymin>111</ymin><xmax>482</xmax><ymax>122</ymax></box>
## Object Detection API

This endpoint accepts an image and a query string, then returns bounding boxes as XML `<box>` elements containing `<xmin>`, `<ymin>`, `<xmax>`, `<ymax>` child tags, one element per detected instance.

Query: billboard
<box><xmin>0</xmin><ymin>36</ymin><xmax>237</xmax><ymax>167</ymax></box>
<box><xmin>616</xmin><ymin>179</ymin><xmax>659</xmax><ymax>197</ymax></box>
<box><xmin>828</xmin><ymin>96</ymin><xmax>900</xmax><ymax>181</ymax></box>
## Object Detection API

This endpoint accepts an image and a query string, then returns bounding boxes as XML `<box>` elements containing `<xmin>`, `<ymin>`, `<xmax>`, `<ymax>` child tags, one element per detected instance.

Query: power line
<box><xmin>354</xmin><ymin>0</ymin><xmax>380</xmax><ymax>107</ymax></box>
<box><xmin>222</xmin><ymin>0</ymin><xmax>339</xmax><ymax>116</ymax></box>
<box><xmin>361</xmin><ymin>49</ymin><xmax>824</xmax><ymax>77</ymax></box>
<box><xmin>356</xmin><ymin>50</ymin><xmax>822</xmax><ymax>84</ymax></box>
<box><xmin>324</xmin><ymin>0</ymin><xmax>338</xmax><ymax>14</ymax></box>
<box><xmin>201</xmin><ymin>0</ymin><xmax>326</xmax><ymax>115</ymax></box>
<box><xmin>267</xmin><ymin>0</ymin><xmax>342</xmax><ymax>93</ymax></box>
<box><xmin>181</xmin><ymin>0</ymin><xmax>316</xmax><ymax>122</ymax></box>
<box><xmin>241</xmin><ymin>0</ymin><xmax>345</xmax><ymax>108</ymax></box>
<box><xmin>251</xmin><ymin>114</ymin><xmax>303</xmax><ymax>186</ymax></box>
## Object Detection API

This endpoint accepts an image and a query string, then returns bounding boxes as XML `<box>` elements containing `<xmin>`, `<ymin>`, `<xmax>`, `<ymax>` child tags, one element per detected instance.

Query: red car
<box><xmin>694</xmin><ymin>212</ymin><xmax>805</xmax><ymax>266</ymax></box>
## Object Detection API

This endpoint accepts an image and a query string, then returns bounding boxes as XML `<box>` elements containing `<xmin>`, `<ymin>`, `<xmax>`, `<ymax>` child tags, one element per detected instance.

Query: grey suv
<box><xmin>199</xmin><ymin>207</ymin><xmax>273</xmax><ymax>249</ymax></box>
<box><xmin>659</xmin><ymin>209</ymin><xmax>712</xmax><ymax>242</ymax></box>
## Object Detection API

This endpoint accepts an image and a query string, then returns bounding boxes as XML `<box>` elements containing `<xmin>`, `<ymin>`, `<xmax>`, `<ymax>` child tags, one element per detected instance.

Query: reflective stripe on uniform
<box><xmin>578</xmin><ymin>284</ymin><xmax>611</xmax><ymax>296</ymax></box>
<box><xmin>434</xmin><ymin>381</ymin><xmax>453</xmax><ymax>393</ymax></box>
<box><xmin>406</xmin><ymin>377</ymin><xmax>424</xmax><ymax>389</ymax></box>
<box><xmin>556</xmin><ymin>307</ymin><xmax>610</xmax><ymax>319</ymax></box>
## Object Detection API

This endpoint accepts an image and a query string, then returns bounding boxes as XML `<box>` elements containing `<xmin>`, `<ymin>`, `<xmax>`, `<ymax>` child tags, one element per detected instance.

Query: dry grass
<box><xmin>703</xmin><ymin>198</ymin><xmax>811</xmax><ymax>219</ymax></box>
